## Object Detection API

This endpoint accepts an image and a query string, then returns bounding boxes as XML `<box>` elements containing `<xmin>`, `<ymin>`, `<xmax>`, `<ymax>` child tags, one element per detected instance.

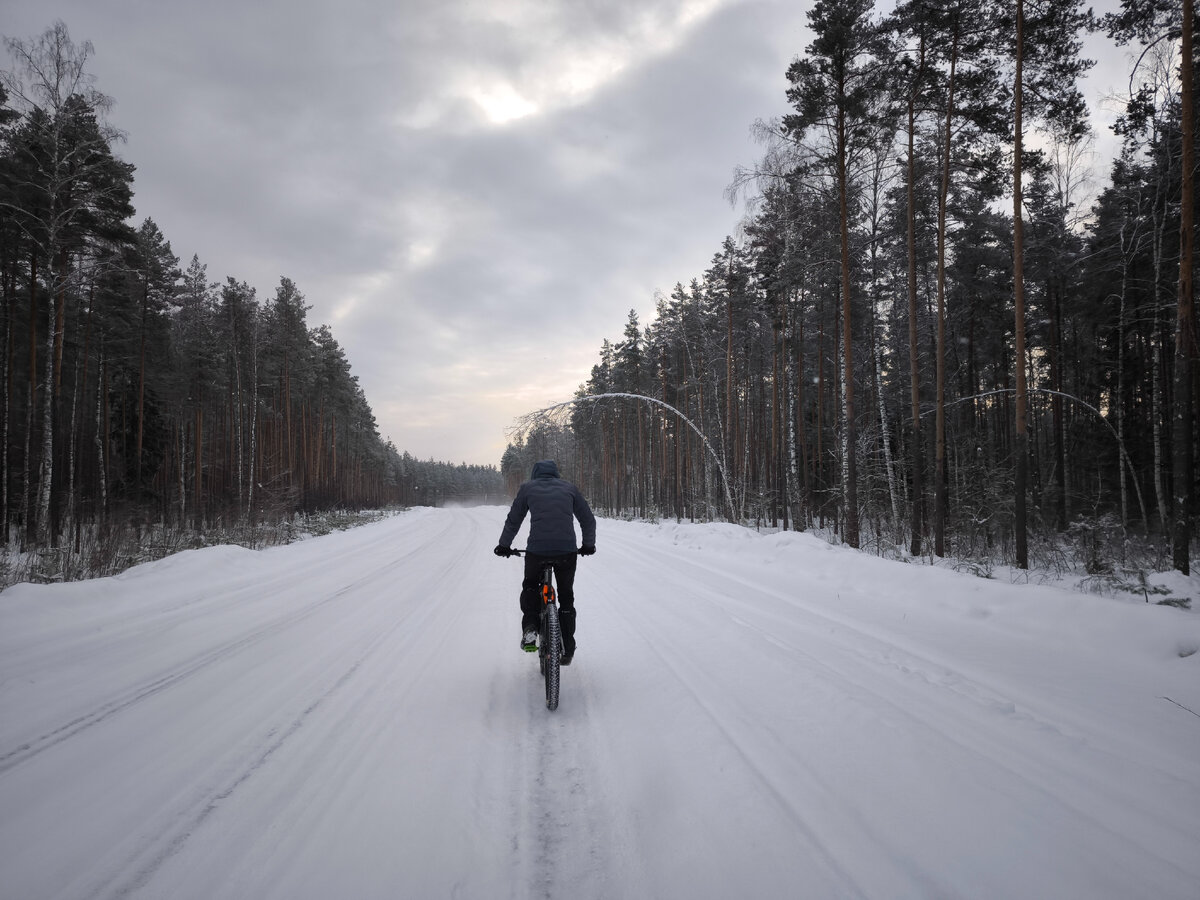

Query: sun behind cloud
<box><xmin>398</xmin><ymin>0</ymin><xmax>726</xmax><ymax>130</ymax></box>
<box><xmin>470</xmin><ymin>81</ymin><xmax>540</xmax><ymax>124</ymax></box>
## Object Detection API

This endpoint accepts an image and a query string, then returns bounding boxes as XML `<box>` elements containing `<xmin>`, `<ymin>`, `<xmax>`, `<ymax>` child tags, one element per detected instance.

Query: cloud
<box><xmin>389</xmin><ymin>0</ymin><xmax>729</xmax><ymax>128</ymax></box>
<box><xmin>3</xmin><ymin>0</ymin><xmax>1127</xmax><ymax>467</ymax></box>
<box><xmin>1</xmin><ymin>0</ymin><xmax>805</xmax><ymax>465</ymax></box>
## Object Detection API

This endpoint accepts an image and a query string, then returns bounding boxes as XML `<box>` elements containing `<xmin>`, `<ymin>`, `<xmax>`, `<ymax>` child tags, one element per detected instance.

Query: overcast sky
<box><xmin>3</xmin><ymin>0</ymin><xmax>1129</xmax><ymax>466</ymax></box>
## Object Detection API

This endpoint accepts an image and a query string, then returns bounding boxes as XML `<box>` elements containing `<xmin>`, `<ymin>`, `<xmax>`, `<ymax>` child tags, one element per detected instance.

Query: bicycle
<box><xmin>508</xmin><ymin>549</ymin><xmax>577</xmax><ymax>711</ymax></box>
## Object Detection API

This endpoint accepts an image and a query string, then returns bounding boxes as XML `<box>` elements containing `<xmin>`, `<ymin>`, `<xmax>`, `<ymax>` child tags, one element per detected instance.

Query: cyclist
<box><xmin>494</xmin><ymin>459</ymin><xmax>595</xmax><ymax>665</ymax></box>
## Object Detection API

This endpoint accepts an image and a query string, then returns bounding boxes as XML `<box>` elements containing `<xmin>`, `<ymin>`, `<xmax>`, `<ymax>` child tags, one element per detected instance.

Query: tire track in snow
<box><xmin>480</xmin><ymin>525</ymin><xmax>642</xmax><ymax>900</ymax></box>
<box><xmin>0</xmin><ymin>513</ymin><xmax>457</xmax><ymax>775</ymax></box>
<box><xmin>0</xmin><ymin>543</ymin><xmax>425</xmax><ymax>775</ymax></box>
<box><xmin>601</xmin><ymin>529</ymin><xmax>1197</xmax><ymax>895</ymax></box>
<box><xmin>512</xmin><ymin>673</ymin><xmax>636</xmax><ymax>900</ymax></box>
<box><xmin>610</xmin><ymin>533</ymin><xmax>1085</xmax><ymax>750</ymax></box>
<box><xmin>0</xmin><ymin>512</ymin><xmax>436</xmax><ymax>680</ymax></box>
<box><xmin>88</xmin><ymin>652</ymin><xmax>370</xmax><ymax>900</ymax></box>
<box><xmin>590</xmin><ymin>571</ymin><xmax>876</xmax><ymax>899</ymax></box>
<box><xmin>620</xmin><ymin>534</ymin><xmax>1198</xmax><ymax>848</ymax></box>
<box><xmin>76</xmin><ymin>514</ymin><xmax>480</xmax><ymax>900</ymax></box>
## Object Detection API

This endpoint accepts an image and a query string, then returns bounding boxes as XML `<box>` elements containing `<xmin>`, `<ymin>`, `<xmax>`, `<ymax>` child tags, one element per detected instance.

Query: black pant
<box><xmin>521</xmin><ymin>553</ymin><xmax>577</xmax><ymax>653</ymax></box>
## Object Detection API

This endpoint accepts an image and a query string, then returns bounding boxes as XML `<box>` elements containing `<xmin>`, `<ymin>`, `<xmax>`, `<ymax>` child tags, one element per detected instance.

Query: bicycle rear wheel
<box><xmin>543</xmin><ymin>603</ymin><xmax>561</xmax><ymax>710</ymax></box>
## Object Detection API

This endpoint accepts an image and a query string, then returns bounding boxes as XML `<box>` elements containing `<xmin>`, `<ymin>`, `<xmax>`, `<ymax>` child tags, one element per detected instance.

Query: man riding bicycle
<box><xmin>494</xmin><ymin>459</ymin><xmax>596</xmax><ymax>665</ymax></box>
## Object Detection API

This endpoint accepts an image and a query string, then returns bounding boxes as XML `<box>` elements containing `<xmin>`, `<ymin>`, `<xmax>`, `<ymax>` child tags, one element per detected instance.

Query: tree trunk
<box><xmin>772</xmin><ymin>317</ymin><xmax>782</xmax><ymax>529</ymax></box>
<box><xmin>53</xmin><ymin>251</ymin><xmax>68</xmax><ymax>398</ymax></box>
<box><xmin>874</xmin><ymin>300</ymin><xmax>900</xmax><ymax>530</ymax></box>
<box><xmin>136</xmin><ymin>282</ymin><xmax>148</xmax><ymax>495</ymax></box>
<box><xmin>1172</xmin><ymin>0</ymin><xmax>1195</xmax><ymax>574</ymax></box>
<box><xmin>2</xmin><ymin>259</ymin><xmax>13</xmax><ymax>535</ymax></box>
<box><xmin>1013</xmin><ymin>0</ymin><xmax>1030</xmax><ymax>570</ymax></box>
<box><xmin>796</xmin><ymin>293</ymin><xmax>811</xmax><ymax>527</ymax></box>
<box><xmin>177</xmin><ymin>417</ymin><xmax>186</xmax><ymax>527</ymax></box>
<box><xmin>1049</xmin><ymin>281</ymin><xmax>1067</xmax><ymax>530</ymax></box>
<box><xmin>35</xmin><ymin>253</ymin><xmax>57</xmax><ymax>547</ymax></box>
<box><xmin>194</xmin><ymin>406</ymin><xmax>203</xmax><ymax>530</ymax></box>
<box><xmin>1153</xmin><ymin>156</ymin><xmax>1170</xmax><ymax>530</ymax></box>
<box><xmin>838</xmin><ymin>98</ymin><xmax>859</xmax><ymax>548</ymax></box>
<box><xmin>94</xmin><ymin>347</ymin><xmax>107</xmax><ymax>519</ymax></box>
<box><xmin>817</xmin><ymin>314</ymin><xmax>826</xmax><ymax>527</ymax></box>
<box><xmin>906</xmin><ymin>35</ymin><xmax>927</xmax><ymax>556</ymax></box>
<box><xmin>1117</xmin><ymin>243</ymin><xmax>1129</xmax><ymax>525</ymax></box>
<box><xmin>66</xmin><ymin>282</ymin><xmax>95</xmax><ymax>528</ymax></box>
<box><xmin>23</xmin><ymin>252</ymin><xmax>37</xmax><ymax>546</ymax></box>
<box><xmin>935</xmin><ymin>27</ymin><xmax>959</xmax><ymax>559</ymax></box>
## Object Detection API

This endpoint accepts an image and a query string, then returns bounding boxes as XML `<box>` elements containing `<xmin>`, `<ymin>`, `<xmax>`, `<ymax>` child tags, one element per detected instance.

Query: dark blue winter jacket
<box><xmin>499</xmin><ymin>460</ymin><xmax>596</xmax><ymax>555</ymax></box>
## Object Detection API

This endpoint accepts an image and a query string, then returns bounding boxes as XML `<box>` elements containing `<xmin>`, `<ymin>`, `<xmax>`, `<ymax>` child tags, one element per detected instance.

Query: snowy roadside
<box><xmin>1</xmin><ymin>506</ymin><xmax>1198</xmax><ymax>899</ymax></box>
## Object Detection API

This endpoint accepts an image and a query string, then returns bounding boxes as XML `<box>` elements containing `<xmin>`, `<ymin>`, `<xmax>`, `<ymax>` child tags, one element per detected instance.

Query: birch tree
<box><xmin>1</xmin><ymin>21</ymin><xmax>133</xmax><ymax>543</ymax></box>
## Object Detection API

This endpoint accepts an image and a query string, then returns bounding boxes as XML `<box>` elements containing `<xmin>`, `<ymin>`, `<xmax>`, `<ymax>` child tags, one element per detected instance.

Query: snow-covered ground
<box><xmin>1</xmin><ymin>506</ymin><xmax>1198</xmax><ymax>900</ymax></box>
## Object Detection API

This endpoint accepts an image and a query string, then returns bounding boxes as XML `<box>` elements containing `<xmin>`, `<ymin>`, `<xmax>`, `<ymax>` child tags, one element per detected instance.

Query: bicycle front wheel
<box><xmin>543</xmin><ymin>603</ymin><xmax>561</xmax><ymax>711</ymax></box>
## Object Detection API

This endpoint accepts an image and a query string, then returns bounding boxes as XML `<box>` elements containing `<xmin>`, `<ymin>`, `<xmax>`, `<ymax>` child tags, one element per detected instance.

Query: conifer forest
<box><xmin>504</xmin><ymin>0</ymin><xmax>1199</xmax><ymax>575</ymax></box>
<box><xmin>0</xmin><ymin>23</ymin><xmax>502</xmax><ymax>582</ymax></box>
<box><xmin>2</xmin><ymin>2</ymin><xmax>1198</xmax><ymax>584</ymax></box>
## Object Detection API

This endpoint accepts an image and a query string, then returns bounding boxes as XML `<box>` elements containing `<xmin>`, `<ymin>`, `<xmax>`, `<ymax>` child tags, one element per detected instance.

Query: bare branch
<box><xmin>509</xmin><ymin>392</ymin><xmax>736</xmax><ymax>521</ymax></box>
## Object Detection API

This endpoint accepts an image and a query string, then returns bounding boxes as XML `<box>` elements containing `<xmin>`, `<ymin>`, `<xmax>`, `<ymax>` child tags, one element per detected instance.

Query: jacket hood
<box><xmin>531</xmin><ymin>459</ymin><xmax>560</xmax><ymax>479</ymax></box>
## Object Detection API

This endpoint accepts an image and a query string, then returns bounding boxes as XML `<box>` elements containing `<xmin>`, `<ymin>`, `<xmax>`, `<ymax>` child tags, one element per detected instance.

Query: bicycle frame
<box><xmin>538</xmin><ymin>563</ymin><xmax>556</xmax><ymax>606</ymax></box>
<box><xmin>509</xmin><ymin>549</ymin><xmax>578</xmax><ymax>711</ymax></box>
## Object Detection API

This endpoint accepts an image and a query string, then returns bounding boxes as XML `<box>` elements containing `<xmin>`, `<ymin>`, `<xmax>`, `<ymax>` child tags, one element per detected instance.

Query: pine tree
<box><xmin>784</xmin><ymin>0</ymin><xmax>890</xmax><ymax>547</ymax></box>
<box><xmin>1004</xmin><ymin>0</ymin><xmax>1092</xmax><ymax>568</ymax></box>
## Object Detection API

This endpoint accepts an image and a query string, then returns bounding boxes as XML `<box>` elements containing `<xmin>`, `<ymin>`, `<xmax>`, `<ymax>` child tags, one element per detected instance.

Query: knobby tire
<box><xmin>543</xmin><ymin>603</ymin><xmax>561</xmax><ymax>711</ymax></box>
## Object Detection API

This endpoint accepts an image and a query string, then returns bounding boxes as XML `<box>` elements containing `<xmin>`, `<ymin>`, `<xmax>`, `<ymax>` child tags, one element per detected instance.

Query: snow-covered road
<box><xmin>2</xmin><ymin>507</ymin><xmax>1198</xmax><ymax>899</ymax></box>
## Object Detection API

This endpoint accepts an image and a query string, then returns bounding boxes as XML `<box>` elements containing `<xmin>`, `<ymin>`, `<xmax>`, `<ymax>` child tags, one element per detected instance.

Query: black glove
<box><xmin>494</xmin><ymin>545</ymin><xmax>512</xmax><ymax>557</ymax></box>
<box><xmin>579</xmin><ymin>545</ymin><xmax>596</xmax><ymax>556</ymax></box>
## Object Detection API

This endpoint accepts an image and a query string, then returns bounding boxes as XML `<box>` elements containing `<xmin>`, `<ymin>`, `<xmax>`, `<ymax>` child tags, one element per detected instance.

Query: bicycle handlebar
<box><xmin>506</xmin><ymin>548</ymin><xmax>584</xmax><ymax>558</ymax></box>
